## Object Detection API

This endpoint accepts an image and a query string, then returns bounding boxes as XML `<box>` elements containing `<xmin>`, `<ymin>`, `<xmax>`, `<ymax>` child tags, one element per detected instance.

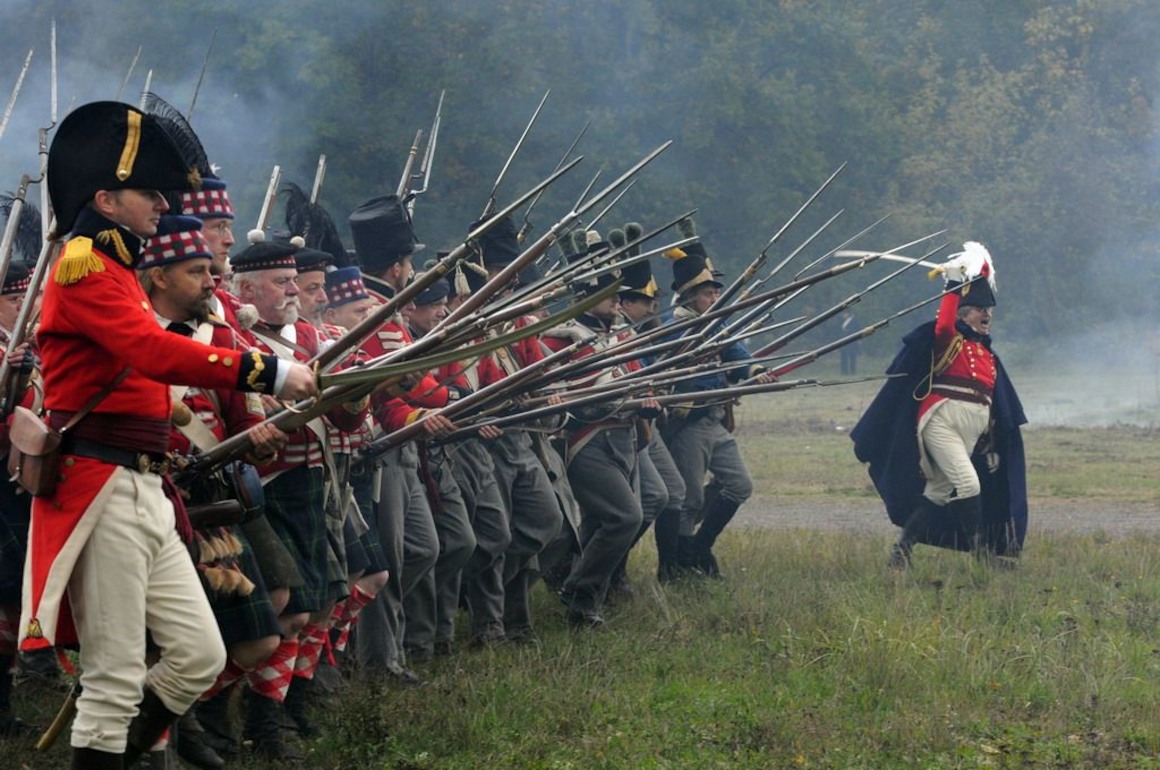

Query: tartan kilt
<box><xmin>239</xmin><ymin>514</ymin><xmax>304</xmax><ymax>591</ymax></box>
<box><xmin>0</xmin><ymin>477</ymin><xmax>31</xmax><ymax>606</ymax></box>
<box><xmin>263</xmin><ymin>466</ymin><xmax>327</xmax><ymax>614</ymax></box>
<box><xmin>349</xmin><ymin>463</ymin><xmax>389</xmax><ymax>575</ymax></box>
<box><xmin>208</xmin><ymin>527</ymin><xmax>281</xmax><ymax>647</ymax></box>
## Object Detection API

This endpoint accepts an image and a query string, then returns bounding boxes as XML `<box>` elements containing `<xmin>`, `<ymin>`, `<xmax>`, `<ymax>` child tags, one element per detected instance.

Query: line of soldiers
<box><xmin>0</xmin><ymin>101</ymin><xmax>776</xmax><ymax>770</ymax></box>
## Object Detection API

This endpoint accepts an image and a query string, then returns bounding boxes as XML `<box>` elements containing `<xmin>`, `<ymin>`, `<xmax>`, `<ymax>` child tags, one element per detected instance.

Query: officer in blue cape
<box><xmin>850</xmin><ymin>243</ymin><xmax>1028</xmax><ymax>566</ymax></box>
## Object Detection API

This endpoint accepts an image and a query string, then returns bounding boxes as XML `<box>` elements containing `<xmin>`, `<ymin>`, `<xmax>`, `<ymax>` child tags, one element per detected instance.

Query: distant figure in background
<box><xmin>851</xmin><ymin>242</ymin><xmax>1028</xmax><ymax>568</ymax></box>
<box><xmin>839</xmin><ymin>309</ymin><xmax>860</xmax><ymax>374</ymax></box>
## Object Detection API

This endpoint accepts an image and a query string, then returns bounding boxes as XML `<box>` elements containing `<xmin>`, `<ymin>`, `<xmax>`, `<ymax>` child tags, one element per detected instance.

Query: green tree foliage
<box><xmin>0</xmin><ymin>0</ymin><xmax>1155</xmax><ymax>341</ymax></box>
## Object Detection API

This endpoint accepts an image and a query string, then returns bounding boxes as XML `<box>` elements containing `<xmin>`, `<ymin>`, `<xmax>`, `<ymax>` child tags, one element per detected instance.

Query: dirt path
<box><xmin>739</xmin><ymin>495</ymin><xmax>1160</xmax><ymax>537</ymax></box>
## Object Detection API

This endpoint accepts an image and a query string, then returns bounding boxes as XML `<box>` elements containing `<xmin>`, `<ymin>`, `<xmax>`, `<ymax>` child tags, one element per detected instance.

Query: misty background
<box><xmin>1</xmin><ymin>0</ymin><xmax>1158</xmax><ymax>427</ymax></box>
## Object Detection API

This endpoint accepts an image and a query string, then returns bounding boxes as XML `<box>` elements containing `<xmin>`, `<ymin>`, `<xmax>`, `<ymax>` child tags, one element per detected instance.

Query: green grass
<box><xmin>14</xmin><ymin>366</ymin><xmax>1160</xmax><ymax>768</ymax></box>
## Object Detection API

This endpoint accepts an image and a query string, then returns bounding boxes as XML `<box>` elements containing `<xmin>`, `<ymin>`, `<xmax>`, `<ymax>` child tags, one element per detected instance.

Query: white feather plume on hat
<box><xmin>932</xmin><ymin>240</ymin><xmax>996</xmax><ymax>292</ymax></box>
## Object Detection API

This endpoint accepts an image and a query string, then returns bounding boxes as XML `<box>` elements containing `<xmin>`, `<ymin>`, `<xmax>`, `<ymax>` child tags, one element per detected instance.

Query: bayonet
<box><xmin>519</xmin><ymin>120</ymin><xmax>590</xmax><ymax>243</ymax></box>
<box><xmin>186</xmin><ymin>28</ymin><xmax>216</xmax><ymax>122</ymax></box>
<box><xmin>114</xmin><ymin>45</ymin><xmax>142</xmax><ymax>102</ymax></box>
<box><xmin>138</xmin><ymin>69</ymin><xmax>153</xmax><ymax>111</ymax></box>
<box><xmin>407</xmin><ymin>90</ymin><xmax>444</xmax><ymax>215</ymax></box>
<box><xmin>481</xmin><ymin>89</ymin><xmax>549</xmax><ymax>218</ymax></box>
<box><xmin>0</xmin><ymin>48</ymin><xmax>33</xmax><ymax>143</ymax></box>
<box><xmin>395</xmin><ymin>128</ymin><xmax>423</xmax><ymax>198</ymax></box>
<box><xmin>310</xmin><ymin>154</ymin><xmax>327</xmax><ymax>204</ymax></box>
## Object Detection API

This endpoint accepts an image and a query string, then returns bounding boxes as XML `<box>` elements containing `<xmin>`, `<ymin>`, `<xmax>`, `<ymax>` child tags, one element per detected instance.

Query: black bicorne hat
<box><xmin>48</xmin><ymin>101</ymin><xmax>202</xmax><ymax>236</ymax></box>
<box><xmin>349</xmin><ymin>195</ymin><xmax>423</xmax><ymax>274</ymax></box>
<box><xmin>952</xmin><ymin>276</ymin><xmax>997</xmax><ymax>308</ymax></box>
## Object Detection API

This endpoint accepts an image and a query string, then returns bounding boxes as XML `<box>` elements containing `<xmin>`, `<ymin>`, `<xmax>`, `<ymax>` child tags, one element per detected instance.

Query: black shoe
<box><xmin>174</xmin><ymin>709</ymin><xmax>225</xmax><ymax>769</ymax></box>
<box><xmin>123</xmin><ymin>688</ymin><xmax>181</xmax><ymax>768</ymax></box>
<box><xmin>434</xmin><ymin>640</ymin><xmax>454</xmax><ymax>657</ymax></box>
<box><xmin>242</xmin><ymin>688</ymin><xmax>301</xmax><ymax>761</ymax></box>
<box><xmin>503</xmin><ymin>625</ymin><xmax>539</xmax><ymax>645</ymax></box>
<box><xmin>250</xmin><ymin>733</ymin><xmax>305</xmax><ymax>763</ymax></box>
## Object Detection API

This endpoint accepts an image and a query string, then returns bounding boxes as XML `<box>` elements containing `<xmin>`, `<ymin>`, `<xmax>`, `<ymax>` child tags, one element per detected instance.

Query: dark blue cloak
<box><xmin>850</xmin><ymin>320</ymin><xmax>1028</xmax><ymax>555</ymax></box>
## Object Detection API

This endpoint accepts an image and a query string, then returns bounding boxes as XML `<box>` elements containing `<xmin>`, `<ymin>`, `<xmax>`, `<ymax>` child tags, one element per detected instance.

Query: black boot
<box><xmin>174</xmin><ymin>707</ymin><xmax>225</xmax><ymax>769</ymax></box>
<box><xmin>689</xmin><ymin>496</ymin><xmax>742</xmax><ymax>578</ymax></box>
<box><xmin>283</xmin><ymin>675</ymin><xmax>320</xmax><ymax>738</ymax></box>
<box><xmin>654</xmin><ymin>509</ymin><xmax>682</xmax><ymax>582</ymax></box>
<box><xmin>948</xmin><ymin>495</ymin><xmax>987</xmax><ymax>558</ymax></box>
<box><xmin>242</xmin><ymin>687</ymin><xmax>303</xmax><ymax>763</ymax></box>
<box><xmin>122</xmin><ymin>688</ymin><xmax>181</xmax><ymax>768</ymax></box>
<box><xmin>71</xmin><ymin>747</ymin><xmax>125</xmax><ymax>769</ymax></box>
<box><xmin>193</xmin><ymin>688</ymin><xmax>239</xmax><ymax>757</ymax></box>
<box><xmin>890</xmin><ymin>497</ymin><xmax>941</xmax><ymax>569</ymax></box>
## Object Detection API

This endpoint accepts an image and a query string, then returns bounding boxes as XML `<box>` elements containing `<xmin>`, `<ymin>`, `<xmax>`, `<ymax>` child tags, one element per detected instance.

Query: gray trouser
<box><xmin>489</xmin><ymin>430</ymin><xmax>563</xmax><ymax>631</ymax></box>
<box><xmin>639</xmin><ymin>427</ymin><xmax>686</xmax><ymax>527</ymax></box>
<box><xmin>403</xmin><ymin>446</ymin><xmax>476</xmax><ymax>653</ymax></box>
<box><xmin>453</xmin><ymin>439</ymin><xmax>511</xmax><ymax>639</ymax></box>
<box><xmin>562</xmin><ymin>427</ymin><xmax>643</xmax><ymax>611</ymax></box>
<box><xmin>357</xmin><ymin>444</ymin><xmax>437</xmax><ymax>669</ymax></box>
<box><xmin>662</xmin><ymin>407</ymin><xmax>754</xmax><ymax>536</ymax></box>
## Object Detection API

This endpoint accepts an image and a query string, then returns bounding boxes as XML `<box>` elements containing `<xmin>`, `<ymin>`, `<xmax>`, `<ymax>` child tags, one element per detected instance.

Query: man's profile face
<box><xmin>159</xmin><ymin>259</ymin><xmax>216</xmax><ymax>321</ymax></box>
<box><xmin>97</xmin><ymin>189</ymin><xmax>169</xmax><ymax>238</ymax></box>
<box><xmin>619</xmin><ymin>296</ymin><xmax>653</xmax><ymax>324</ymax></box>
<box><xmin>201</xmin><ymin>218</ymin><xmax>235</xmax><ymax>275</ymax></box>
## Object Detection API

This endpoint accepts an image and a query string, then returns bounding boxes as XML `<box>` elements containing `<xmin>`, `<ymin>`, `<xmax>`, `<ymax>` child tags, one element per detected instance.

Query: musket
<box><xmin>407</xmin><ymin>90</ymin><xmax>444</xmax><ymax>216</ymax></box>
<box><xmin>395</xmin><ymin>129</ymin><xmax>423</xmax><ymax>199</ymax></box>
<box><xmin>0</xmin><ymin>219</ymin><xmax>61</xmax><ymax>415</ymax></box>
<box><xmin>493</xmin><ymin>209</ymin><xmax>696</xmax><ymax>317</ymax></box>
<box><xmin>438</xmin><ymin>140</ymin><xmax>671</xmax><ymax>332</ymax></box>
<box><xmin>49</xmin><ymin>19</ymin><xmax>57</xmax><ymax>125</ymax></box>
<box><xmin>247</xmin><ymin>165</ymin><xmax>282</xmax><ymax>244</ymax></box>
<box><xmin>752</xmin><ymin>287</ymin><xmax>956</xmax><ymax>383</ymax></box>
<box><xmin>186</xmin><ymin>28</ymin><xmax>216</xmax><ymax>122</ymax></box>
<box><xmin>310</xmin><ymin>154</ymin><xmax>327</xmax><ymax>204</ymax></box>
<box><xmin>480</xmin><ymin>89</ymin><xmax>550</xmax><ymax>218</ymax></box>
<box><xmin>357</xmin><ymin>338</ymin><xmax>584</xmax><ymax>463</ymax></box>
<box><xmin>114</xmin><ymin>45</ymin><xmax>142</xmax><ymax>102</ymax></box>
<box><xmin>439</xmin><ymin>376</ymin><xmax>861</xmax><ymax>442</ymax></box>
<box><xmin>0</xmin><ymin>48</ymin><xmax>33</xmax><ymax>143</ymax></box>
<box><xmin>187</xmin><ymin>281</ymin><xmax>615</xmax><ymax>477</ymax></box>
<box><xmin>752</xmin><ymin>241</ymin><xmax>948</xmax><ymax>358</ymax></box>
<box><xmin>311</xmin><ymin>155</ymin><xmax>586</xmax><ymax>374</ymax></box>
<box><xmin>518</xmin><ymin>120</ymin><xmax>590</xmax><ymax>244</ymax></box>
<box><xmin>320</xmin><ymin>279</ymin><xmax>620</xmax><ymax>390</ymax></box>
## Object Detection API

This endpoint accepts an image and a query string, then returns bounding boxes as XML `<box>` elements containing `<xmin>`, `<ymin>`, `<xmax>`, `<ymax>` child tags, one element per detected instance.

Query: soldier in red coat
<box><xmin>21</xmin><ymin>101</ymin><xmax>318</xmax><ymax>769</ymax></box>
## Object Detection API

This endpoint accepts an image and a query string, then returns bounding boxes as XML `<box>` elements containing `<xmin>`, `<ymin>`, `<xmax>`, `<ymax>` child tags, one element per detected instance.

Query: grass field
<box><xmin>15</xmin><ymin>363</ymin><xmax>1160</xmax><ymax>769</ymax></box>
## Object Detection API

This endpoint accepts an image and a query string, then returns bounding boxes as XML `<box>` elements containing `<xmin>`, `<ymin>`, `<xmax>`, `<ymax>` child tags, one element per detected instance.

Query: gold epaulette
<box><xmin>54</xmin><ymin>237</ymin><xmax>106</xmax><ymax>286</ymax></box>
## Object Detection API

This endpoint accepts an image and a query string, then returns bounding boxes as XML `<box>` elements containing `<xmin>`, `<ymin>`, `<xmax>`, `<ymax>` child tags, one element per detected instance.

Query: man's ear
<box><xmin>92</xmin><ymin>189</ymin><xmax>117</xmax><ymax>218</ymax></box>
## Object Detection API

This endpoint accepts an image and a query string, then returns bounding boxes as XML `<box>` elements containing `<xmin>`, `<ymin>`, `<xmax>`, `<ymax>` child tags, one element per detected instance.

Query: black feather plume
<box><xmin>141</xmin><ymin>92</ymin><xmax>211</xmax><ymax>178</ymax></box>
<box><xmin>0</xmin><ymin>192</ymin><xmax>43</xmax><ymax>265</ymax></box>
<box><xmin>283</xmin><ymin>181</ymin><xmax>349</xmax><ymax>267</ymax></box>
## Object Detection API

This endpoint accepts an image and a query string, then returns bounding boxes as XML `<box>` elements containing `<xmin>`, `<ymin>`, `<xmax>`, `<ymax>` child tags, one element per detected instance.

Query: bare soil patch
<box><xmin>739</xmin><ymin>494</ymin><xmax>1160</xmax><ymax>538</ymax></box>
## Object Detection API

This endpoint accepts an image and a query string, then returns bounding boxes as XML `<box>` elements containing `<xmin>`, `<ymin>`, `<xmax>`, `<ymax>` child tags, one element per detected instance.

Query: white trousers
<box><xmin>69</xmin><ymin>468</ymin><xmax>225</xmax><ymax>752</ymax></box>
<box><xmin>918</xmin><ymin>398</ymin><xmax>990</xmax><ymax>505</ymax></box>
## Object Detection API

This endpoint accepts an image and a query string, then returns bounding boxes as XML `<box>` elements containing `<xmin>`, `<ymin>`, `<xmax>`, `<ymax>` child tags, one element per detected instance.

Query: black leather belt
<box><xmin>65</xmin><ymin>439</ymin><xmax>172</xmax><ymax>475</ymax></box>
